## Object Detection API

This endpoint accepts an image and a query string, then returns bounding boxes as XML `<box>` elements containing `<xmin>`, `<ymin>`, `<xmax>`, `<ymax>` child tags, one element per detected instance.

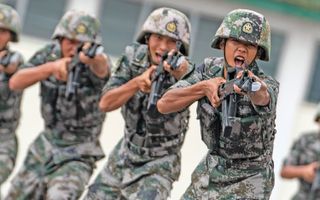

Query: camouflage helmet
<box><xmin>136</xmin><ymin>7</ymin><xmax>191</xmax><ymax>56</ymax></box>
<box><xmin>315</xmin><ymin>103</ymin><xmax>320</xmax><ymax>122</ymax></box>
<box><xmin>211</xmin><ymin>9</ymin><xmax>271</xmax><ymax>61</ymax></box>
<box><xmin>52</xmin><ymin>10</ymin><xmax>102</xmax><ymax>44</ymax></box>
<box><xmin>0</xmin><ymin>4</ymin><xmax>21</xmax><ymax>42</ymax></box>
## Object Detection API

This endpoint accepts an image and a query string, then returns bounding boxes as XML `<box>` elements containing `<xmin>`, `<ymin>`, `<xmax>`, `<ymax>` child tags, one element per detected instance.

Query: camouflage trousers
<box><xmin>181</xmin><ymin>152</ymin><xmax>274</xmax><ymax>200</ymax></box>
<box><xmin>4</xmin><ymin>133</ymin><xmax>95</xmax><ymax>200</ymax></box>
<box><xmin>84</xmin><ymin>138</ymin><xmax>181</xmax><ymax>200</ymax></box>
<box><xmin>0</xmin><ymin>130</ymin><xmax>18</xmax><ymax>195</ymax></box>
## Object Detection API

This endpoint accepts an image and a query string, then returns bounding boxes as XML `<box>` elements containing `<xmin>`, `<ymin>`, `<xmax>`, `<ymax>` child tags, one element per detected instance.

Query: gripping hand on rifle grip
<box><xmin>79</xmin><ymin>42</ymin><xmax>109</xmax><ymax>78</ymax></box>
<box><xmin>81</xmin><ymin>43</ymin><xmax>104</xmax><ymax>58</ymax></box>
<box><xmin>136</xmin><ymin>65</ymin><xmax>157</xmax><ymax>93</ymax></box>
<box><xmin>52</xmin><ymin>57</ymin><xmax>71</xmax><ymax>82</ymax></box>
<box><xmin>0</xmin><ymin>51</ymin><xmax>21</xmax><ymax>74</ymax></box>
<box><xmin>163</xmin><ymin>51</ymin><xmax>188</xmax><ymax>80</ymax></box>
<box><xmin>79</xmin><ymin>43</ymin><xmax>104</xmax><ymax>62</ymax></box>
<box><xmin>231</xmin><ymin>68</ymin><xmax>261</xmax><ymax>95</ymax></box>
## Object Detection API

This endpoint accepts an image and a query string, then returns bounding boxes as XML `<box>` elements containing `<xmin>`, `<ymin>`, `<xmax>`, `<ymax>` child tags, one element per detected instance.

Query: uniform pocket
<box><xmin>197</xmin><ymin>102</ymin><xmax>221</xmax><ymax>150</ymax></box>
<box><xmin>40</xmin><ymin>80</ymin><xmax>58</xmax><ymax>125</ymax></box>
<box><xmin>219</xmin><ymin>116</ymin><xmax>264</xmax><ymax>159</ymax></box>
<box><xmin>56</xmin><ymin>86</ymin><xmax>103</xmax><ymax>127</ymax></box>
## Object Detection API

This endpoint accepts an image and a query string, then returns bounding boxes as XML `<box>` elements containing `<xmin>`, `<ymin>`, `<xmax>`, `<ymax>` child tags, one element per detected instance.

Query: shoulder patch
<box><xmin>203</xmin><ymin>57</ymin><xmax>223</xmax><ymax>77</ymax></box>
<box><xmin>134</xmin><ymin>44</ymin><xmax>148</xmax><ymax>63</ymax></box>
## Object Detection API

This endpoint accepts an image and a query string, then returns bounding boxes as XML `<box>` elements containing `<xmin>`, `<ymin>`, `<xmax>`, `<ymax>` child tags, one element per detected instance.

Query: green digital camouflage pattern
<box><xmin>282</xmin><ymin>132</ymin><xmax>320</xmax><ymax>200</ymax></box>
<box><xmin>52</xmin><ymin>10</ymin><xmax>102</xmax><ymax>44</ymax></box>
<box><xmin>5</xmin><ymin>40</ymin><xmax>108</xmax><ymax>199</ymax></box>
<box><xmin>0</xmin><ymin>3</ymin><xmax>21</xmax><ymax>42</ymax></box>
<box><xmin>5</xmin><ymin>134</ymin><xmax>95</xmax><ymax>200</ymax></box>
<box><xmin>85</xmin><ymin>139</ymin><xmax>181</xmax><ymax>200</ymax></box>
<box><xmin>211</xmin><ymin>9</ymin><xmax>271</xmax><ymax>61</ymax></box>
<box><xmin>136</xmin><ymin>7</ymin><xmax>191</xmax><ymax>56</ymax></box>
<box><xmin>171</xmin><ymin>57</ymin><xmax>279</xmax><ymax>199</ymax></box>
<box><xmin>182</xmin><ymin>153</ymin><xmax>275</xmax><ymax>200</ymax></box>
<box><xmin>0</xmin><ymin>135</ymin><xmax>17</xmax><ymax>185</ymax></box>
<box><xmin>0</xmin><ymin>48</ymin><xmax>23</xmax><ymax>191</ymax></box>
<box><xmin>84</xmin><ymin>42</ymin><xmax>190</xmax><ymax>200</ymax></box>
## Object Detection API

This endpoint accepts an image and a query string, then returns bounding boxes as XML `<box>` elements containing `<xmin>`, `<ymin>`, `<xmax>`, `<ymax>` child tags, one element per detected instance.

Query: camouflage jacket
<box><xmin>24</xmin><ymin>41</ymin><xmax>108</xmax><ymax>145</ymax></box>
<box><xmin>171</xmin><ymin>57</ymin><xmax>279</xmax><ymax>161</ymax></box>
<box><xmin>283</xmin><ymin>131</ymin><xmax>320</xmax><ymax>199</ymax></box>
<box><xmin>0</xmin><ymin>47</ymin><xmax>24</xmax><ymax>136</ymax></box>
<box><xmin>103</xmin><ymin>42</ymin><xmax>190</xmax><ymax>157</ymax></box>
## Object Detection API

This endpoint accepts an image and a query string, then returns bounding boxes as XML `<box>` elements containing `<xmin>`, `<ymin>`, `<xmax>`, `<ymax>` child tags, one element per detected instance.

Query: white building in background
<box><xmin>2</xmin><ymin>0</ymin><xmax>320</xmax><ymax>199</ymax></box>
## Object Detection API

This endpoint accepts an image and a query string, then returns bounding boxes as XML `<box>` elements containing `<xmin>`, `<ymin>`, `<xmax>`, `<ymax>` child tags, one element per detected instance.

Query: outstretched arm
<box><xmin>157</xmin><ymin>77</ymin><xmax>225</xmax><ymax>114</ymax></box>
<box><xmin>9</xmin><ymin>57</ymin><xmax>71</xmax><ymax>91</ymax></box>
<box><xmin>99</xmin><ymin>66</ymin><xmax>156</xmax><ymax>112</ymax></box>
<box><xmin>80</xmin><ymin>51</ymin><xmax>111</xmax><ymax>79</ymax></box>
<box><xmin>280</xmin><ymin>162</ymin><xmax>319</xmax><ymax>183</ymax></box>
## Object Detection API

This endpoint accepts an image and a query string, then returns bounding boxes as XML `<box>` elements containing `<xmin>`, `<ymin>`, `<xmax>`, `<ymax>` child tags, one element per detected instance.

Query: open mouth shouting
<box><xmin>152</xmin><ymin>51</ymin><xmax>167</xmax><ymax>65</ymax></box>
<box><xmin>234</xmin><ymin>56</ymin><xmax>246</xmax><ymax>68</ymax></box>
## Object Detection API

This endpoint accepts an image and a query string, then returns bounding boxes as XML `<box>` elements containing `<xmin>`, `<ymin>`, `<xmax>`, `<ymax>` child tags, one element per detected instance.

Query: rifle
<box><xmin>147</xmin><ymin>41</ymin><xmax>183</xmax><ymax>117</ymax></box>
<box><xmin>0</xmin><ymin>52</ymin><xmax>20</xmax><ymax>67</ymax></box>
<box><xmin>65</xmin><ymin>43</ymin><xmax>103</xmax><ymax>101</ymax></box>
<box><xmin>219</xmin><ymin>67</ymin><xmax>261</xmax><ymax>136</ymax></box>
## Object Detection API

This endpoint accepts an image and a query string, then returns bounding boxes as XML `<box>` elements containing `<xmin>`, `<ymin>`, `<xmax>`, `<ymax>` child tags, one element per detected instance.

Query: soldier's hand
<box><xmin>0</xmin><ymin>50</ymin><xmax>19</xmax><ymax>74</ymax></box>
<box><xmin>0</xmin><ymin>50</ymin><xmax>6</xmax><ymax>71</ymax></box>
<box><xmin>79</xmin><ymin>51</ymin><xmax>108</xmax><ymax>74</ymax></box>
<box><xmin>164</xmin><ymin>50</ymin><xmax>188</xmax><ymax>80</ymax></box>
<box><xmin>78</xmin><ymin>42</ymin><xmax>102</xmax><ymax>64</ymax></box>
<box><xmin>301</xmin><ymin>162</ymin><xmax>319</xmax><ymax>183</ymax></box>
<box><xmin>52</xmin><ymin>57</ymin><xmax>71</xmax><ymax>81</ymax></box>
<box><xmin>203</xmin><ymin>77</ymin><xmax>225</xmax><ymax>107</ymax></box>
<box><xmin>234</xmin><ymin>70</ymin><xmax>266</xmax><ymax>94</ymax></box>
<box><xmin>3</xmin><ymin>62</ymin><xmax>19</xmax><ymax>74</ymax></box>
<box><xmin>79</xmin><ymin>43</ymin><xmax>109</xmax><ymax>78</ymax></box>
<box><xmin>79</xmin><ymin>48</ymin><xmax>106</xmax><ymax>66</ymax></box>
<box><xmin>135</xmin><ymin>65</ymin><xmax>156</xmax><ymax>93</ymax></box>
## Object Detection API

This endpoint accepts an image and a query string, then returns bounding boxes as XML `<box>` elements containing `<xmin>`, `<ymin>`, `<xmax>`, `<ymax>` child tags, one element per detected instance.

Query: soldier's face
<box><xmin>223</xmin><ymin>38</ymin><xmax>258</xmax><ymax>68</ymax></box>
<box><xmin>148</xmin><ymin>33</ymin><xmax>177</xmax><ymax>65</ymax></box>
<box><xmin>61</xmin><ymin>38</ymin><xmax>81</xmax><ymax>57</ymax></box>
<box><xmin>0</xmin><ymin>28</ymin><xmax>11</xmax><ymax>50</ymax></box>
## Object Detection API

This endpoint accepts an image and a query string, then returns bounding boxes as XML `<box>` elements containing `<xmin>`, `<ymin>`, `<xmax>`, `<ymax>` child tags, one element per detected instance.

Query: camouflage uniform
<box><xmin>0</xmin><ymin>3</ymin><xmax>23</xmax><ymax>194</ymax></box>
<box><xmin>170</xmin><ymin>9</ymin><xmax>279</xmax><ymax>199</ymax></box>
<box><xmin>5</xmin><ymin>10</ymin><xmax>109</xmax><ymax>200</ymax></box>
<box><xmin>85</xmin><ymin>7</ymin><xmax>191</xmax><ymax>200</ymax></box>
<box><xmin>282</xmin><ymin>105</ymin><xmax>320</xmax><ymax>200</ymax></box>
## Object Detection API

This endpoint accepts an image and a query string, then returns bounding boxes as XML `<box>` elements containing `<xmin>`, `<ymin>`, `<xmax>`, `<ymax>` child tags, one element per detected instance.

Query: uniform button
<box><xmin>217</xmin><ymin>165</ymin><xmax>224</xmax><ymax>172</ymax></box>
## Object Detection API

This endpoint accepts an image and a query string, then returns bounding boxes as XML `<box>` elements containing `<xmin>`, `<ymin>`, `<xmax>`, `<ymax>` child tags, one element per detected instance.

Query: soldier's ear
<box><xmin>144</xmin><ymin>34</ymin><xmax>150</xmax><ymax>44</ymax></box>
<box><xmin>256</xmin><ymin>47</ymin><xmax>264</xmax><ymax>60</ymax></box>
<box><xmin>219</xmin><ymin>39</ymin><xmax>225</xmax><ymax>50</ymax></box>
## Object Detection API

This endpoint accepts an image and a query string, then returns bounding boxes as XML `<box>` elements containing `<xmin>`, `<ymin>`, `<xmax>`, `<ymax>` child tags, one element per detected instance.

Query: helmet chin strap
<box><xmin>222</xmin><ymin>41</ymin><xmax>237</xmax><ymax>80</ymax></box>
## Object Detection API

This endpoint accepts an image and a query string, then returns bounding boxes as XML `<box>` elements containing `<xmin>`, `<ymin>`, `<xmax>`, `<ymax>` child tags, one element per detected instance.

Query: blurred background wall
<box><xmin>1</xmin><ymin>0</ymin><xmax>320</xmax><ymax>199</ymax></box>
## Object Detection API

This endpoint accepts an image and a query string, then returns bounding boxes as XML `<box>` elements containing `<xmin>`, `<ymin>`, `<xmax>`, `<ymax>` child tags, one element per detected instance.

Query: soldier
<box><xmin>0</xmin><ymin>3</ymin><xmax>24</xmax><ymax>197</ymax></box>
<box><xmin>5</xmin><ymin>10</ymin><xmax>111</xmax><ymax>199</ymax></box>
<box><xmin>158</xmin><ymin>9</ymin><xmax>279</xmax><ymax>199</ymax></box>
<box><xmin>280</xmin><ymin>104</ymin><xmax>320</xmax><ymax>200</ymax></box>
<box><xmin>84</xmin><ymin>7</ymin><xmax>192</xmax><ymax>200</ymax></box>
